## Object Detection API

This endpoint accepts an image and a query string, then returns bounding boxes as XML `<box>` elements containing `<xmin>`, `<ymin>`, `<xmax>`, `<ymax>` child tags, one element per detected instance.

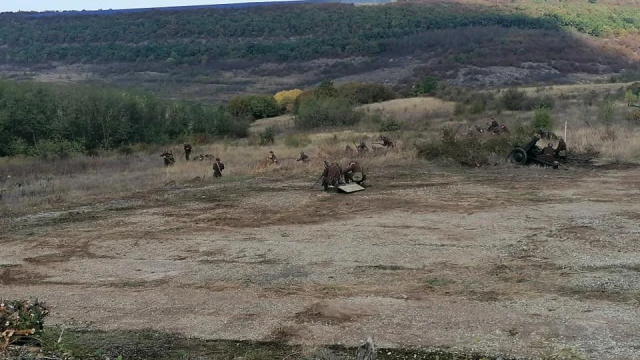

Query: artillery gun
<box><xmin>508</xmin><ymin>136</ymin><xmax>593</xmax><ymax>168</ymax></box>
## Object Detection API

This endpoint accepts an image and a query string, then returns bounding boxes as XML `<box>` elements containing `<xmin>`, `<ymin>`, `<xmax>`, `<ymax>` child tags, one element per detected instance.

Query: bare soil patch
<box><xmin>2</xmin><ymin>165</ymin><xmax>640</xmax><ymax>359</ymax></box>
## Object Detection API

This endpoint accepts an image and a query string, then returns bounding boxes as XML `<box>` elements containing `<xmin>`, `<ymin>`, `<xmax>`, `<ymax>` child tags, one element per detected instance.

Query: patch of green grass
<box><xmin>424</xmin><ymin>277</ymin><xmax>455</xmax><ymax>288</ymax></box>
<box><xmin>27</xmin><ymin>327</ymin><xmax>519</xmax><ymax>360</ymax></box>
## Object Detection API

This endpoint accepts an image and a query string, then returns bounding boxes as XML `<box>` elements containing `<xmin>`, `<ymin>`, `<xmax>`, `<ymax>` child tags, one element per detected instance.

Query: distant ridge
<box><xmin>4</xmin><ymin>0</ymin><xmax>392</xmax><ymax>17</ymax></box>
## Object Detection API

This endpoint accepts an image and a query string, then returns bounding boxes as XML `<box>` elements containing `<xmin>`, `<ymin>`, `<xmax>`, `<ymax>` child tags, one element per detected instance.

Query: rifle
<box><xmin>311</xmin><ymin>173</ymin><xmax>324</xmax><ymax>189</ymax></box>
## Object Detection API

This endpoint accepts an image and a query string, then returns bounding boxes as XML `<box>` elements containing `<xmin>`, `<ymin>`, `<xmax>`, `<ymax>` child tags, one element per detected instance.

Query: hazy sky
<box><xmin>1</xmin><ymin>0</ymin><xmax>290</xmax><ymax>12</ymax></box>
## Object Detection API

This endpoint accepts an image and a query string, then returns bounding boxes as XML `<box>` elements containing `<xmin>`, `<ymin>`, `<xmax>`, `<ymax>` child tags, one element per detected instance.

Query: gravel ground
<box><xmin>2</xmin><ymin>166</ymin><xmax>640</xmax><ymax>359</ymax></box>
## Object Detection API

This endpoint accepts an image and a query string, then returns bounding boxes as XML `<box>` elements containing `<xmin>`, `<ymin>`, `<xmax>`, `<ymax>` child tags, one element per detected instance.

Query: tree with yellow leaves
<box><xmin>274</xmin><ymin>89</ymin><xmax>303</xmax><ymax>112</ymax></box>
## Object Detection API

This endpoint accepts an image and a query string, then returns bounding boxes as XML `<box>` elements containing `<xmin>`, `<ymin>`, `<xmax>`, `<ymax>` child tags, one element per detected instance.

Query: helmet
<box><xmin>548</xmin><ymin>142</ymin><xmax>553</xmax><ymax>147</ymax></box>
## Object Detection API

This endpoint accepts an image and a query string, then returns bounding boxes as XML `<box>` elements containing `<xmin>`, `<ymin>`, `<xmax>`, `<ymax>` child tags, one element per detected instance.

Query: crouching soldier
<box><xmin>554</xmin><ymin>137</ymin><xmax>567</xmax><ymax>159</ymax></box>
<box><xmin>380</xmin><ymin>134</ymin><xmax>395</xmax><ymax>148</ymax></box>
<box><xmin>161</xmin><ymin>150</ymin><xmax>175</xmax><ymax>167</ymax></box>
<box><xmin>343</xmin><ymin>161</ymin><xmax>366</xmax><ymax>185</ymax></box>
<box><xmin>321</xmin><ymin>160</ymin><xmax>342</xmax><ymax>191</ymax></box>
<box><xmin>297</xmin><ymin>151</ymin><xmax>309</xmax><ymax>163</ymax></box>
<box><xmin>213</xmin><ymin>157</ymin><xmax>225</xmax><ymax>178</ymax></box>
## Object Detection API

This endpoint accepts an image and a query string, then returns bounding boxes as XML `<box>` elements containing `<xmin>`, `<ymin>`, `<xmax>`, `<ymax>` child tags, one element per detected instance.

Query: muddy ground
<box><xmin>2</xmin><ymin>164</ymin><xmax>640</xmax><ymax>359</ymax></box>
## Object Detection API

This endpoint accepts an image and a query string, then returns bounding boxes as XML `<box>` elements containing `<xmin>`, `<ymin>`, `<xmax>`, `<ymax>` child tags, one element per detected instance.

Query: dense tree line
<box><xmin>1</xmin><ymin>2</ymin><xmax>637</xmax><ymax>65</ymax></box>
<box><xmin>0</xmin><ymin>79</ymin><xmax>249</xmax><ymax>157</ymax></box>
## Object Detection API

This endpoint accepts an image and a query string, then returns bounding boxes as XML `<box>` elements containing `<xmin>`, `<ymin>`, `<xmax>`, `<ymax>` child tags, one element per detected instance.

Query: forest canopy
<box><xmin>0</xmin><ymin>2</ymin><xmax>638</xmax><ymax>65</ymax></box>
<box><xmin>0</xmin><ymin>79</ymin><xmax>250</xmax><ymax>157</ymax></box>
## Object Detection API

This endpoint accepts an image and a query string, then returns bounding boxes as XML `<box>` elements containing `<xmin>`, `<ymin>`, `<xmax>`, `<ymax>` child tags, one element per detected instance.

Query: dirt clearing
<box><xmin>2</xmin><ymin>165</ymin><xmax>640</xmax><ymax>359</ymax></box>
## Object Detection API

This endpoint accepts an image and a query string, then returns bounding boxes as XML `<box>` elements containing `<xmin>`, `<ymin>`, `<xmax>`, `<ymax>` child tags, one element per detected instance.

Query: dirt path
<box><xmin>2</xmin><ymin>166</ymin><xmax>640</xmax><ymax>359</ymax></box>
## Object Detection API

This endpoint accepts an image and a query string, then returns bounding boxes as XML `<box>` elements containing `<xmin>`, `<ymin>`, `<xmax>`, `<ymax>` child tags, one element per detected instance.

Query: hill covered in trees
<box><xmin>0</xmin><ymin>0</ymin><xmax>639</xmax><ymax>100</ymax></box>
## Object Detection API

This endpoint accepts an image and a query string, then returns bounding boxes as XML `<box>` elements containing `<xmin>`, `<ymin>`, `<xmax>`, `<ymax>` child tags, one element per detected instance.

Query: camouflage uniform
<box><xmin>183</xmin><ymin>143</ymin><xmax>192</xmax><ymax>161</ymax></box>
<box><xmin>268</xmin><ymin>151</ymin><xmax>279</xmax><ymax>164</ymax></box>
<box><xmin>321</xmin><ymin>161</ymin><xmax>342</xmax><ymax>190</ymax></box>
<box><xmin>555</xmin><ymin>138</ymin><xmax>567</xmax><ymax>158</ymax></box>
<box><xmin>213</xmin><ymin>158</ymin><xmax>225</xmax><ymax>178</ymax></box>
<box><xmin>297</xmin><ymin>151</ymin><xmax>309</xmax><ymax>163</ymax></box>
<box><xmin>161</xmin><ymin>151</ymin><xmax>175</xmax><ymax>167</ymax></box>
<box><xmin>380</xmin><ymin>135</ymin><xmax>395</xmax><ymax>148</ymax></box>
<box><xmin>343</xmin><ymin>161</ymin><xmax>365</xmax><ymax>184</ymax></box>
<box><xmin>357</xmin><ymin>141</ymin><xmax>369</xmax><ymax>155</ymax></box>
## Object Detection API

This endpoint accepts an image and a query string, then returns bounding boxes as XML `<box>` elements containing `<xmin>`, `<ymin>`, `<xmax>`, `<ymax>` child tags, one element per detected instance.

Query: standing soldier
<box><xmin>268</xmin><ymin>151</ymin><xmax>279</xmax><ymax>164</ymax></box>
<box><xmin>345</xmin><ymin>145</ymin><xmax>356</xmax><ymax>157</ymax></box>
<box><xmin>183</xmin><ymin>143</ymin><xmax>192</xmax><ymax>161</ymax></box>
<box><xmin>379</xmin><ymin>134</ymin><xmax>395</xmax><ymax>148</ymax></box>
<box><xmin>213</xmin><ymin>157</ymin><xmax>225</xmax><ymax>178</ymax></box>
<box><xmin>297</xmin><ymin>151</ymin><xmax>309</xmax><ymax>163</ymax></box>
<box><xmin>357</xmin><ymin>140</ymin><xmax>369</xmax><ymax>155</ymax></box>
<box><xmin>343</xmin><ymin>161</ymin><xmax>366</xmax><ymax>185</ymax></box>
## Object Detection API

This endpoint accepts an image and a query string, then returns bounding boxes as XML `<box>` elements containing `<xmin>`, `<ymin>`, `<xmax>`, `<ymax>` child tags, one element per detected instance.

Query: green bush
<box><xmin>413</xmin><ymin>76</ymin><xmax>439</xmax><ymax>96</ymax></box>
<box><xmin>294</xmin><ymin>97</ymin><xmax>364</xmax><ymax>129</ymax></box>
<box><xmin>227</xmin><ymin>95</ymin><xmax>281</xmax><ymax>121</ymax></box>
<box><xmin>536</xmin><ymin>95</ymin><xmax>555</xmax><ymax>109</ymax></box>
<box><xmin>27</xmin><ymin>140</ymin><xmax>85</xmax><ymax>160</ymax></box>
<box><xmin>379</xmin><ymin>119</ymin><xmax>401</xmax><ymax>132</ymax></box>
<box><xmin>416</xmin><ymin>125</ymin><xmax>532</xmax><ymax>166</ymax></box>
<box><xmin>337</xmin><ymin>82</ymin><xmax>396</xmax><ymax>105</ymax></box>
<box><xmin>501</xmin><ymin>88</ymin><xmax>528</xmax><ymax>111</ymax></box>
<box><xmin>533</xmin><ymin>105</ymin><xmax>554</xmax><ymax>130</ymax></box>
<box><xmin>258</xmin><ymin>126</ymin><xmax>276</xmax><ymax>145</ymax></box>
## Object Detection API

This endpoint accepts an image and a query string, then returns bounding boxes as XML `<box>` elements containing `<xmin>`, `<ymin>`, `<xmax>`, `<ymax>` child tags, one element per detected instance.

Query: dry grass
<box><xmin>2</xmin><ymin>84</ymin><xmax>639</xmax><ymax>216</ymax></box>
<box><xmin>358</xmin><ymin>97</ymin><xmax>457</xmax><ymax>130</ymax></box>
<box><xmin>249</xmin><ymin>114</ymin><xmax>294</xmax><ymax>133</ymax></box>
<box><xmin>515</xmin><ymin>82</ymin><xmax>636</xmax><ymax>97</ymax></box>
<box><xmin>0</xmin><ymin>131</ymin><xmax>418</xmax><ymax>216</ymax></box>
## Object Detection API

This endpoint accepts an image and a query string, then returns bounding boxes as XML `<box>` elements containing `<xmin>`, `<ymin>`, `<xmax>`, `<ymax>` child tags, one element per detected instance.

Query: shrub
<box><xmin>258</xmin><ymin>126</ymin><xmax>277</xmax><ymax>145</ymax></box>
<box><xmin>27</xmin><ymin>140</ymin><xmax>85</xmax><ymax>160</ymax></box>
<box><xmin>501</xmin><ymin>88</ymin><xmax>528</xmax><ymax>111</ymax></box>
<box><xmin>294</xmin><ymin>97</ymin><xmax>364</xmax><ymax>129</ymax></box>
<box><xmin>284</xmin><ymin>133</ymin><xmax>312</xmax><ymax>148</ymax></box>
<box><xmin>117</xmin><ymin>145</ymin><xmax>134</xmax><ymax>156</ymax></box>
<box><xmin>379</xmin><ymin>118</ymin><xmax>401</xmax><ymax>132</ymax></box>
<box><xmin>625</xmin><ymin>109</ymin><xmax>640</xmax><ymax>122</ymax></box>
<box><xmin>533</xmin><ymin>105</ymin><xmax>554</xmax><ymax>130</ymax></box>
<box><xmin>536</xmin><ymin>95</ymin><xmax>556</xmax><ymax>110</ymax></box>
<box><xmin>416</xmin><ymin>125</ymin><xmax>532</xmax><ymax>167</ymax></box>
<box><xmin>315</xmin><ymin>80</ymin><xmax>339</xmax><ymax>98</ymax></box>
<box><xmin>337</xmin><ymin>82</ymin><xmax>396</xmax><ymax>105</ymax></box>
<box><xmin>413</xmin><ymin>76</ymin><xmax>439</xmax><ymax>96</ymax></box>
<box><xmin>600</xmin><ymin>100</ymin><xmax>615</xmax><ymax>125</ymax></box>
<box><xmin>227</xmin><ymin>95</ymin><xmax>281</xmax><ymax>120</ymax></box>
<box><xmin>274</xmin><ymin>89</ymin><xmax>303</xmax><ymax>108</ymax></box>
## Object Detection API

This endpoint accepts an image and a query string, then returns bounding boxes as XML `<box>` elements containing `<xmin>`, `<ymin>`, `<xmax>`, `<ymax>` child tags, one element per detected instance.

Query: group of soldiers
<box><xmin>160</xmin><ymin>134</ymin><xmax>396</xmax><ymax>189</ymax></box>
<box><xmin>320</xmin><ymin>159</ymin><xmax>366</xmax><ymax>190</ymax></box>
<box><xmin>161</xmin><ymin>143</ymin><xmax>225</xmax><ymax>178</ymax></box>
<box><xmin>469</xmin><ymin>118</ymin><xmax>509</xmax><ymax>136</ymax></box>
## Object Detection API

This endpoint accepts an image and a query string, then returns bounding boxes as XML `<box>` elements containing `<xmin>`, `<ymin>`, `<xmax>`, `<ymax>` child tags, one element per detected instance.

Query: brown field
<box><xmin>2</xmin><ymin>158</ymin><xmax>640</xmax><ymax>360</ymax></box>
<box><xmin>2</xmin><ymin>84</ymin><xmax>640</xmax><ymax>359</ymax></box>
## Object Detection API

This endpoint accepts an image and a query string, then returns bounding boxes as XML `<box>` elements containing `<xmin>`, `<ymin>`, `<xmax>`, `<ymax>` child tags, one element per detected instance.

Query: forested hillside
<box><xmin>1</xmin><ymin>1</ymin><xmax>639</xmax><ymax>102</ymax></box>
<box><xmin>1</xmin><ymin>2</ymin><xmax>639</xmax><ymax>64</ymax></box>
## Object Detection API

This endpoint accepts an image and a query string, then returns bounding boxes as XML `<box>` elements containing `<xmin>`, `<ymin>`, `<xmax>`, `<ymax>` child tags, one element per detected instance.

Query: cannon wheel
<box><xmin>509</xmin><ymin>148</ymin><xmax>528</xmax><ymax>165</ymax></box>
